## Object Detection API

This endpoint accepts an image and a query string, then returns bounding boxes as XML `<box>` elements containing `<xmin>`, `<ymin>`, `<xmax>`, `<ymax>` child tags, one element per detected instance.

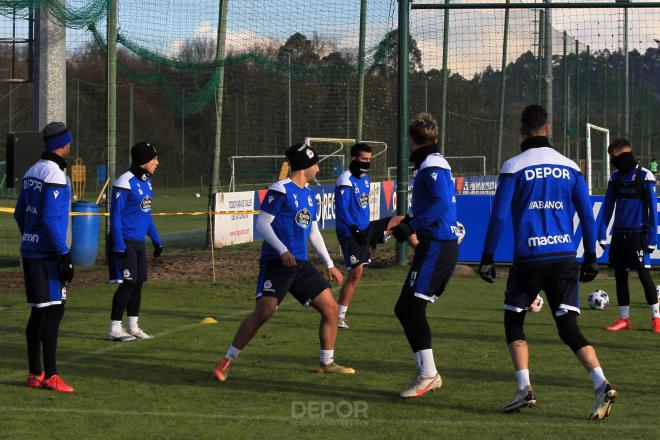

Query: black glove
<box><xmin>58</xmin><ymin>252</ymin><xmax>74</xmax><ymax>283</ymax></box>
<box><xmin>579</xmin><ymin>252</ymin><xmax>599</xmax><ymax>282</ymax></box>
<box><xmin>391</xmin><ymin>216</ymin><xmax>414</xmax><ymax>243</ymax></box>
<box><xmin>154</xmin><ymin>245</ymin><xmax>164</xmax><ymax>258</ymax></box>
<box><xmin>478</xmin><ymin>253</ymin><xmax>496</xmax><ymax>283</ymax></box>
<box><xmin>349</xmin><ymin>225</ymin><xmax>367</xmax><ymax>246</ymax></box>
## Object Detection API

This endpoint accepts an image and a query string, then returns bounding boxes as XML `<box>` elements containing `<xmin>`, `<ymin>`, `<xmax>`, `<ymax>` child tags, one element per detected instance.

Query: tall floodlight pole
<box><xmin>356</xmin><ymin>0</ymin><xmax>367</xmax><ymax>142</ymax></box>
<box><xmin>181</xmin><ymin>90</ymin><xmax>185</xmax><ymax>187</ymax></box>
<box><xmin>496</xmin><ymin>0</ymin><xmax>510</xmax><ymax>170</ymax></box>
<box><xmin>75</xmin><ymin>78</ymin><xmax>80</xmax><ymax>158</ymax></box>
<box><xmin>128</xmin><ymin>83</ymin><xmax>134</xmax><ymax>165</ymax></box>
<box><xmin>544</xmin><ymin>0</ymin><xmax>553</xmax><ymax>138</ymax></box>
<box><xmin>286</xmin><ymin>49</ymin><xmax>293</xmax><ymax>147</ymax></box>
<box><xmin>575</xmin><ymin>39</ymin><xmax>580</xmax><ymax>163</ymax></box>
<box><xmin>623</xmin><ymin>1</ymin><xmax>630</xmax><ymax>137</ymax></box>
<box><xmin>562</xmin><ymin>32</ymin><xmax>568</xmax><ymax>155</ymax></box>
<box><xmin>107</xmin><ymin>0</ymin><xmax>117</xmax><ymax>205</ymax></box>
<box><xmin>536</xmin><ymin>10</ymin><xmax>544</xmax><ymax>104</ymax></box>
<box><xmin>439</xmin><ymin>0</ymin><xmax>450</xmax><ymax>154</ymax></box>
<box><xmin>396</xmin><ymin>0</ymin><xmax>410</xmax><ymax>266</ymax></box>
<box><xmin>208</xmin><ymin>0</ymin><xmax>229</xmax><ymax>245</ymax></box>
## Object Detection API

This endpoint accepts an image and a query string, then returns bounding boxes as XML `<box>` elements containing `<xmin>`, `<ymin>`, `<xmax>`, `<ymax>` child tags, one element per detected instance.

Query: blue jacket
<box><xmin>483</xmin><ymin>139</ymin><xmax>596</xmax><ymax>262</ymax></box>
<box><xmin>335</xmin><ymin>170</ymin><xmax>371</xmax><ymax>241</ymax></box>
<box><xmin>598</xmin><ymin>165</ymin><xmax>657</xmax><ymax>248</ymax></box>
<box><xmin>409</xmin><ymin>153</ymin><xmax>458</xmax><ymax>241</ymax></box>
<box><xmin>14</xmin><ymin>154</ymin><xmax>70</xmax><ymax>258</ymax></box>
<box><xmin>109</xmin><ymin>170</ymin><xmax>162</xmax><ymax>252</ymax></box>
<box><xmin>259</xmin><ymin>178</ymin><xmax>317</xmax><ymax>262</ymax></box>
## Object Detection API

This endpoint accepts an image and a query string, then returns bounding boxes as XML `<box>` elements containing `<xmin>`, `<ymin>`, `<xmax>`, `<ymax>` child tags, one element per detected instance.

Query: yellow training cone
<box><xmin>201</xmin><ymin>316</ymin><xmax>218</xmax><ymax>325</ymax></box>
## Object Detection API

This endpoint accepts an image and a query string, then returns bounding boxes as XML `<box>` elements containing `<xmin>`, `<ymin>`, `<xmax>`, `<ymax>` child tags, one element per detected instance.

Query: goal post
<box><xmin>586</xmin><ymin>123</ymin><xmax>610</xmax><ymax>194</ymax></box>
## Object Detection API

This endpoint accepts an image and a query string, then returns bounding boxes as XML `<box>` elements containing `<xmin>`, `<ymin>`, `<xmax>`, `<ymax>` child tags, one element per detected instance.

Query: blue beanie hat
<box><xmin>43</xmin><ymin>122</ymin><xmax>73</xmax><ymax>151</ymax></box>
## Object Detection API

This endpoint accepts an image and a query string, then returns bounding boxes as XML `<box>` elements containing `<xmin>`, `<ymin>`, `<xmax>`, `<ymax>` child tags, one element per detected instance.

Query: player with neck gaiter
<box><xmin>107</xmin><ymin>142</ymin><xmax>163</xmax><ymax>341</ymax></box>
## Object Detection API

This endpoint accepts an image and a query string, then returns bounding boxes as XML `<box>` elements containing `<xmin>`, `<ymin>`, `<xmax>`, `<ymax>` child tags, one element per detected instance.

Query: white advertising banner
<box><xmin>213</xmin><ymin>191</ymin><xmax>255</xmax><ymax>247</ymax></box>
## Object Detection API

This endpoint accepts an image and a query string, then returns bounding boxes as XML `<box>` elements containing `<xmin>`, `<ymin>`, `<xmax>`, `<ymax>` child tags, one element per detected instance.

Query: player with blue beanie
<box><xmin>14</xmin><ymin>121</ymin><xmax>75</xmax><ymax>393</ymax></box>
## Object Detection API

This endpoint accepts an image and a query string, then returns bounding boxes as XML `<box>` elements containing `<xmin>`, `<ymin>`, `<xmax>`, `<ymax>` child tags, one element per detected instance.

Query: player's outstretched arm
<box><xmin>482</xmin><ymin>173</ymin><xmax>515</xmax><ymax>258</ymax></box>
<box><xmin>309</xmin><ymin>221</ymin><xmax>343</xmax><ymax>283</ymax></box>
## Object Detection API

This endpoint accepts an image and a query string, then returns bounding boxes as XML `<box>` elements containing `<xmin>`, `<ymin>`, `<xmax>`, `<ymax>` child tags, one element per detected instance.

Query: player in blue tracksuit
<box><xmin>479</xmin><ymin>105</ymin><xmax>615</xmax><ymax>420</ymax></box>
<box><xmin>334</xmin><ymin>143</ymin><xmax>404</xmax><ymax>329</ymax></box>
<box><xmin>598</xmin><ymin>138</ymin><xmax>660</xmax><ymax>333</ymax></box>
<box><xmin>107</xmin><ymin>142</ymin><xmax>163</xmax><ymax>341</ymax></box>
<box><xmin>14</xmin><ymin>122</ymin><xmax>75</xmax><ymax>393</ymax></box>
<box><xmin>214</xmin><ymin>143</ymin><xmax>355</xmax><ymax>381</ymax></box>
<box><xmin>389</xmin><ymin>113</ymin><xmax>460</xmax><ymax>398</ymax></box>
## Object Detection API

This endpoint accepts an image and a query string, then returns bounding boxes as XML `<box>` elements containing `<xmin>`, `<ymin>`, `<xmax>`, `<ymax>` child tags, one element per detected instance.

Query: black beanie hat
<box><xmin>131</xmin><ymin>142</ymin><xmax>158</xmax><ymax>165</ymax></box>
<box><xmin>285</xmin><ymin>143</ymin><xmax>319</xmax><ymax>171</ymax></box>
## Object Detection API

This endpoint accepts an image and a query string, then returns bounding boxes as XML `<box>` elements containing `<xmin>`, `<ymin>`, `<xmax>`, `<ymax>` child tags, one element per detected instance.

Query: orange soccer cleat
<box><xmin>26</xmin><ymin>371</ymin><xmax>45</xmax><ymax>389</ymax></box>
<box><xmin>652</xmin><ymin>317</ymin><xmax>660</xmax><ymax>334</ymax></box>
<box><xmin>42</xmin><ymin>374</ymin><xmax>74</xmax><ymax>393</ymax></box>
<box><xmin>214</xmin><ymin>358</ymin><xmax>232</xmax><ymax>382</ymax></box>
<box><xmin>605</xmin><ymin>317</ymin><xmax>631</xmax><ymax>332</ymax></box>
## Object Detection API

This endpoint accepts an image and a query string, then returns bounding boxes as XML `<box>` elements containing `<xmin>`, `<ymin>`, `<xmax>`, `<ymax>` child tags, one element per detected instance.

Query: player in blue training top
<box><xmin>598</xmin><ymin>138</ymin><xmax>660</xmax><ymax>333</ymax></box>
<box><xmin>14</xmin><ymin>122</ymin><xmax>75</xmax><ymax>393</ymax></box>
<box><xmin>389</xmin><ymin>113</ymin><xmax>460</xmax><ymax>398</ymax></box>
<box><xmin>479</xmin><ymin>105</ymin><xmax>616</xmax><ymax>420</ymax></box>
<box><xmin>334</xmin><ymin>142</ymin><xmax>408</xmax><ymax>329</ymax></box>
<box><xmin>107</xmin><ymin>142</ymin><xmax>163</xmax><ymax>341</ymax></box>
<box><xmin>214</xmin><ymin>143</ymin><xmax>355</xmax><ymax>381</ymax></box>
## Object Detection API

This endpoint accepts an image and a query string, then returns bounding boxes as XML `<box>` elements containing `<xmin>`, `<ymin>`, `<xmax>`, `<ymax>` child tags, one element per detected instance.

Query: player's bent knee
<box><xmin>504</xmin><ymin>309</ymin><xmax>526</xmax><ymax>344</ymax></box>
<box><xmin>555</xmin><ymin>312</ymin><xmax>589</xmax><ymax>353</ymax></box>
<box><xmin>350</xmin><ymin>265</ymin><xmax>364</xmax><ymax>281</ymax></box>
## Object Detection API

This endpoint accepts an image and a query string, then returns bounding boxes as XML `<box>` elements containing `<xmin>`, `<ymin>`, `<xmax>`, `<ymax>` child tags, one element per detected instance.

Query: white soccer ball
<box><xmin>588</xmin><ymin>290</ymin><xmax>609</xmax><ymax>310</ymax></box>
<box><xmin>456</xmin><ymin>221</ymin><xmax>466</xmax><ymax>244</ymax></box>
<box><xmin>528</xmin><ymin>294</ymin><xmax>544</xmax><ymax>313</ymax></box>
<box><xmin>195</xmin><ymin>192</ymin><xmax>201</xmax><ymax>198</ymax></box>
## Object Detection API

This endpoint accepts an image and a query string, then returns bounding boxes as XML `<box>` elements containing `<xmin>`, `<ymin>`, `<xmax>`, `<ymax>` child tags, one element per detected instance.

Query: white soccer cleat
<box><xmin>503</xmin><ymin>386</ymin><xmax>536</xmax><ymax>413</ymax></box>
<box><xmin>337</xmin><ymin>317</ymin><xmax>350</xmax><ymax>329</ymax></box>
<box><xmin>400</xmin><ymin>373</ymin><xmax>442</xmax><ymax>398</ymax></box>
<box><xmin>107</xmin><ymin>327</ymin><xmax>137</xmax><ymax>342</ymax></box>
<box><xmin>589</xmin><ymin>382</ymin><xmax>617</xmax><ymax>420</ymax></box>
<box><xmin>128</xmin><ymin>327</ymin><xmax>153</xmax><ymax>340</ymax></box>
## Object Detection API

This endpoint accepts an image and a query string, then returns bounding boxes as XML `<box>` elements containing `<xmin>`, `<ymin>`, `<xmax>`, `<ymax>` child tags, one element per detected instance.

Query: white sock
<box><xmin>515</xmin><ymin>369</ymin><xmax>531</xmax><ymax>391</ymax></box>
<box><xmin>618</xmin><ymin>306</ymin><xmax>630</xmax><ymax>319</ymax></box>
<box><xmin>650</xmin><ymin>303</ymin><xmax>660</xmax><ymax>318</ymax></box>
<box><xmin>320</xmin><ymin>349</ymin><xmax>334</xmax><ymax>365</ymax></box>
<box><xmin>127</xmin><ymin>316</ymin><xmax>139</xmax><ymax>329</ymax></box>
<box><xmin>590</xmin><ymin>367</ymin><xmax>607</xmax><ymax>390</ymax></box>
<box><xmin>416</xmin><ymin>349</ymin><xmax>438</xmax><ymax>378</ymax></box>
<box><xmin>110</xmin><ymin>320</ymin><xmax>122</xmax><ymax>332</ymax></box>
<box><xmin>338</xmin><ymin>305</ymin><xmax>348</xmax><ymax>319</ymax></box>
<box><xmin>225</xmin><ymin>344</ymin><xmax>241</xmax><ymax>361</ymax></box>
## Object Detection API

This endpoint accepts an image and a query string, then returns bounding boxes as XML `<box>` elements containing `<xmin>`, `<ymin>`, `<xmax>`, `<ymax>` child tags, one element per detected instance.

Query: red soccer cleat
<box><xmin>26</xmin><ymin>372</ymin><xmax>45</xmax><ymax>389</ymax></box>
<box><xmin>605</xmin><ymin>317</ymin><xmax>631</xmax><ymax>332</ymax></box>
<box><xmin>652</xmin><ymin>317</ymin><xmax>660</xmax><ymax>334</ymax></box>
<box><xmin>42</xmin><ymin>374</ymin><xmax>75</xmax><ymax>393</ymax></box>
<box><xmin>214</xmin><ymin>358</ymin><xmax>232</xmax><ymax>382</ymax></box>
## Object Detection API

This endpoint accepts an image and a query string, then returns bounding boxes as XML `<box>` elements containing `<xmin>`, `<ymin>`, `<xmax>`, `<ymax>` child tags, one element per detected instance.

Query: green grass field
<box><xmin>1</xmin><ymin>263</ymin><xmax>657</xmax><ymax>439</ymax></box>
